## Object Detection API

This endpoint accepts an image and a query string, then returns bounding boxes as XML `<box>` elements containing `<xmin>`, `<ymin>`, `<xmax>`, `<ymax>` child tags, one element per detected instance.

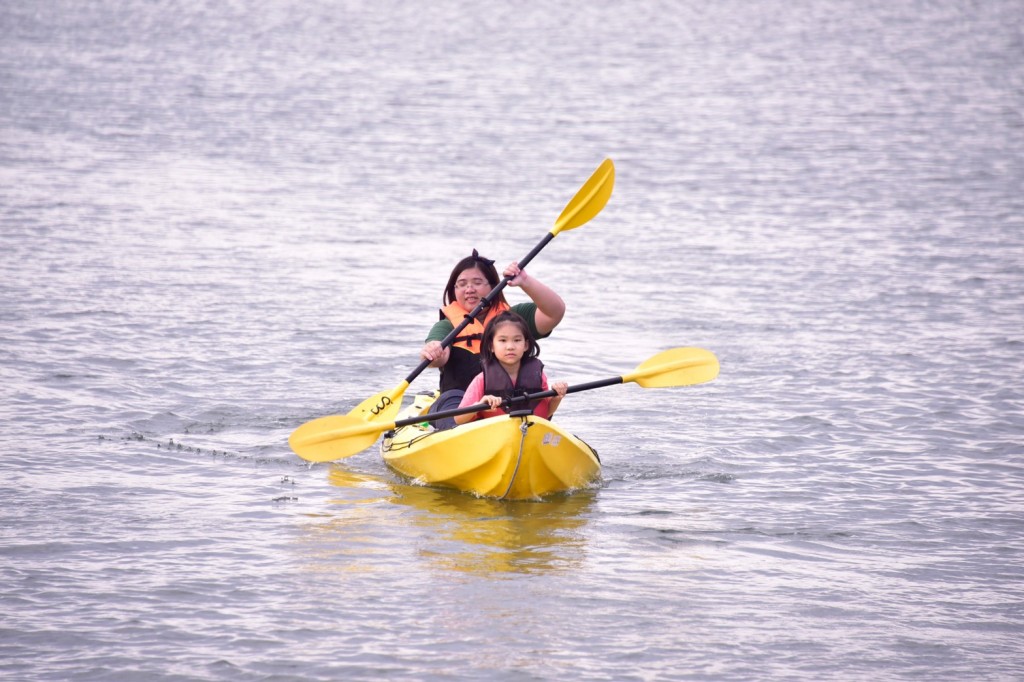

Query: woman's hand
<box><xmin>504</xmin><ymin>261</ymin><xmax>565</xmax><ymax>334</ymax></box>
<box><xmin>482</xmin><ymin>394</ymin><xmax>503</xmax><ymax>409</ymax></box>
<box><xmin>551</xmin><ymin>381</ymin><xmax>568</xmax><ymax>398</ymax></box>
<box><xmin>503</xmin><ymin>261</ymin><xmax>529</xmax><ymax>287</ymax></box>
<box><xmin>420</xmin><ymin>341</ymin><xmax>449</xmax><ymax>367</ymax></box>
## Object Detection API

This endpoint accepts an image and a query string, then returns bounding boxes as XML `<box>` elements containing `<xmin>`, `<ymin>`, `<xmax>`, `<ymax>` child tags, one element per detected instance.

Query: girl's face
<box><xmin>453</xmin><ymin>266</ymin><xmax>492</xmax><ymax>312</ymax></box>
<box><xmin>490</xmin><ymin>321</ymin><xmax>527</xmax><ymax>368</ymax></box>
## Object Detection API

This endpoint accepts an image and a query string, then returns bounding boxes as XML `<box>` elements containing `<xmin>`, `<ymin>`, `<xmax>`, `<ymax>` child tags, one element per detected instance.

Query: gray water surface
<box><xmin>2</xmin><ymin>1</ymin><xmax>1023</xmax><ymax>680</ymax></box>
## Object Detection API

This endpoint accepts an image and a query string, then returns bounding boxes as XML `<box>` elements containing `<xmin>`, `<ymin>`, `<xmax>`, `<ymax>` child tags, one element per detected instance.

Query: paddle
<box><xmin>290</xmin><ymin>346</ymin><xmax>719</xmax><ymax>463</ymax></box>
<box><xmin>333</xmin><ymin>157</ymin><xmax>616</xmax><ymax>426</ymax></box>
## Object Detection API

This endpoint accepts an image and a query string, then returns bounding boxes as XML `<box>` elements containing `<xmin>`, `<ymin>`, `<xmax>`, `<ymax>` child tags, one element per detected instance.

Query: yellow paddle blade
<box><xmin>625</xmin><ymin>347</ymin><xmax>720</xmax><ymax>388</ymax></box>
<box><xmin>553</xmin><ymin>158</ymin><xmax>615</xmax><ymax>235</ymax></box>
<box><xmin>289</xmin><ymin>414</ymin><xmax>392</xmax><ymax>463</ymax></box>
<box><xmin>344</xmin><ymin>382</ymin><xmax>408</xmax><ymax>423</ymax></box>
<box><xmin>289</xmin><ymin>382</ymin><xmax>408</xmax><ymax>462</ymax></box>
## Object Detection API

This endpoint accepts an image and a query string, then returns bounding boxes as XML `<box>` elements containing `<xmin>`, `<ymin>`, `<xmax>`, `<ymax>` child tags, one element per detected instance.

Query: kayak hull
<box><xmin>381</xmin><ymin>394</ymin><xmax>601</xmax><ymax>500</ymax></box>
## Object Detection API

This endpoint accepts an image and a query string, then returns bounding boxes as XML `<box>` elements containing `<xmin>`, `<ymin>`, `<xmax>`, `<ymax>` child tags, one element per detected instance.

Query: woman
<box><xmin>420</xmin><ymin>249</ymin><xmax>565</xmax><ymax>428</ymax></box>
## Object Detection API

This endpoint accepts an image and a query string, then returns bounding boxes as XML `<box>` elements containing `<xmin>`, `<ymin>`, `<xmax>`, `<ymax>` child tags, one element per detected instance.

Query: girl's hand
<box><xmin>482</xmin><ymin>394</ymin><xmax>502</xmax><ymax>409</ymax></box>
<box><xmin>503</xmin><ymin>261</ymin><xmax>528</xmax><ymax>287</ymax></box>
<box><xmin>552</xmin><ymin>381</ymin><xmax>568</xmax><ymax>398</ymax></box>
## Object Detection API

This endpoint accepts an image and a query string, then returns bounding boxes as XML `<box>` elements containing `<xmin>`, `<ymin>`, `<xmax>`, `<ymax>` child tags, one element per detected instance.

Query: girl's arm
<box><xmin>545</xmin><ymin>381</ymin><xmax>569</xmax><ymax>417</ymax></box>
<box><xmin>453</xmin><ymin>374</ymin><xmax>488</xmax><ymax>425</ymax></box>
<box><xmin>454</xmin><ymin>395</ymin><xmax>502</xmax><ymax>425</ymax></box>
<box><xmin>504</xmin><ymin>262</ymin><xmax>565</xmax><ymax>336</ymax></box>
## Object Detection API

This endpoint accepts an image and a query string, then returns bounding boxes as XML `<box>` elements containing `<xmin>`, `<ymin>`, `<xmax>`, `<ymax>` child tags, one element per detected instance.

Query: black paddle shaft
<box><xmin>391</xmin><ymin>375</ymin><xmax>625</xmax><ymax>430</ymax></box>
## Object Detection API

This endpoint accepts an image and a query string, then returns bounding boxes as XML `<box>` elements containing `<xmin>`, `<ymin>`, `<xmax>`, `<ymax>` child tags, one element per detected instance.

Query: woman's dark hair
<box><xmin>442</xmin><ymin>249</ymin><xmax>507</xmax><ymax>308</ymax></box>
<box><xmin>480</xmin><ymin>311</ymin><xmax>540</xmax><ymax>368</ymax></box>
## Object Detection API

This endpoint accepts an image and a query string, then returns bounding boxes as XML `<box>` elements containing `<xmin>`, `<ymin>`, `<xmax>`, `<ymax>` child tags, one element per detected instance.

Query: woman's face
<box><xmin>453</xmin><ymin>266</ymin><xmax>492</xmax><ymax>312</ymax></box>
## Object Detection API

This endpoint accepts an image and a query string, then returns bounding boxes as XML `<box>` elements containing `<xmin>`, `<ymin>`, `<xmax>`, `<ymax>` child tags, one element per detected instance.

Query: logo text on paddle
<box><xmin>370</xmin><ymin>396</ymin><xmax>393</xmax><ymax>416</ymax></box>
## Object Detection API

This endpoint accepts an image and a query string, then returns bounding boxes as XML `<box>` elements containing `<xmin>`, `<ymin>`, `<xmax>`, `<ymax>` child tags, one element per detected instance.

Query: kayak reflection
<box><xmin>327</xmin><ymin>466</ymin><xmax>596</xmax><ymax>574</ymax></box>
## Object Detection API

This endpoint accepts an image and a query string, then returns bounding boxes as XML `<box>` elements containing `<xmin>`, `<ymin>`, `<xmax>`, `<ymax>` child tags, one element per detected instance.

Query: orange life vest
<box><xmin>440</xmin><ymin>300</ymin><xmax>511</xmax><ymax>353</ymax></box>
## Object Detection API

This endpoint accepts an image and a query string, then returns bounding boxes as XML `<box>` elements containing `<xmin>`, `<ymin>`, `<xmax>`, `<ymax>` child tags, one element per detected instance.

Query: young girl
<box><xmin>453</xmin><ymin>311</ymin><xmax>568</xmax><ymax>425</ymax></box>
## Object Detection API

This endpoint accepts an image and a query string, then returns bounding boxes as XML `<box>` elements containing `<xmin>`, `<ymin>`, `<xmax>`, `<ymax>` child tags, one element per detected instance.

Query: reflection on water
<box><xmin>320</xmin><ymin>467</ymin><xmax>594</xmax><ymax>574</ymax></box>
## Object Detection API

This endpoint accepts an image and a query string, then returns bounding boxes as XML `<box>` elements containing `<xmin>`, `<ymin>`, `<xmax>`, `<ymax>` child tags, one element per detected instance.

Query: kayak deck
<box><xmin>380</xmin><ymin>393</ymin><xmax>601</xmax><ymax>500</ymax></box>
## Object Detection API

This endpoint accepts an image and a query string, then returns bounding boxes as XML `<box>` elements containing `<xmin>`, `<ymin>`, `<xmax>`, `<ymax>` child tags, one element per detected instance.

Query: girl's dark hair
<box><xmin>442</xmin><ymin>249</ymin><xmax>507</xmax><ymax>308</ymax></box>
<box><xmin>480</xmin><ymin>311</ymin><xmax>540</xmax><ymax>368</ymax></box>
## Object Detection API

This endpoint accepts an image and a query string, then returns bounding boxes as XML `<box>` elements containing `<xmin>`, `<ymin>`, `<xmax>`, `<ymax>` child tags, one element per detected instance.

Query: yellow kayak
<box><xmin>380</xmin><ymin>392</ymin><xmax>601</xmax><ymax>500</ymax></box>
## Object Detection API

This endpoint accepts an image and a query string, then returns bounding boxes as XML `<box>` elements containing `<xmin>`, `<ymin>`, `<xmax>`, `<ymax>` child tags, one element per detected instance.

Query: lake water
<box><xmin>2</xmin><ymin>1</ymin><xmax>1023</xmax><ymax>680</ymax></box>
